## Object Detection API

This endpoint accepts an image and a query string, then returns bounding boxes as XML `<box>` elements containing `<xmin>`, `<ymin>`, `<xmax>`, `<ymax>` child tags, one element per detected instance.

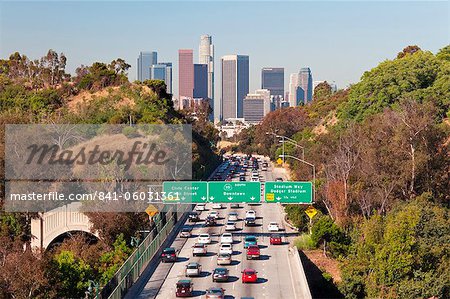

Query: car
<box><xmin>245</xmin><ymin>210</ymin><xmax>256</xmax><ymax>219</ymax></box>
<box><xmin>209</xmin><ymin>211</ymin><xmax>219</xmax><ymax>219</ymax></box>
<box><xmin>180</xmin><ymin>226</ymin><xmax>192</xmax><ymax>238</ymax></box>
<box><xmin>161</xmin><ymin>247</ymin><xmax>177</xmax><ymax>263</ymax></box>
<box><xmin>195</xmin><ymin>203</ymin><xmax>206</xmax><ymax>211</ymax></box>
<box><xmin>225</xmin><ymin>221</ymin><xmax>236</xmax><ymax>231</ymax></box>
<box><xmin>244</xmin><ymin>217</ymin><xmax>256</xmax><ymax>226</ymax></box>
<box><xmin>220</xmin><ymin>233</ymin><xmax>233</xmax><ymax>244</ymax></box>
<box><xmin>205</xmin><ymin>287</ymin><xmax>225</xmax><ymax>299</ymax></box>
<box><xmin>239</xmin><ymin>176</ymin><xmax>246</xmax><ymax>181</ymax></box>
<box><xmin>188</xmin><ymin>211</ymin><xmax>200</xmax><ymax>222</ymax></box>
<box><xmin>204</xmin><ymin>216</ymin><xmax>216</xmax><ymax>227</ymax></box>
<box><xmin>244</xmin><ymin>236</ymin><xmax>257</xmax><ymax>248</ymax></box>
<box><xmin>198</xmin><ymin>233</ymin><xmax>211</xmax><ymax>244</ymax></box>
<box><xmin>192</xmin><ymin>243</ymin><xmax>207</xmax><ymax>256</ymax></box>
<box><xmin>241</xmin><ymin>268</ymin><xmax>258</xmax><ymax>283</ymax></box>
<box><xmin>212</xmin><ymin>268</ymin><xmax>229</xmax><ymax>282</ymax></box>
<box><xmin>270</xmin><ymin>234</ymin><xmax>283</xmax><ymax>245</ymax></box>
<box><xmin>275</xmin><ymin>177</ymin><xmax>284</xmax><ymax>182</ymax></box>
<box><xmin>228</xmin><ymin>212</ymin><xmax>238</xmax><ymax>221</ymax></box>
<box><xmin>268</xmin><ymin>222</ymin><xmax>280</xmax><ymax>232</ymax></box>
<box><xmin>219</xmin><ymin>243</ymin><xmax>233</xmax><ymax>255</ymax></box>
<box><xmin>230</xmin><ymin>203</ymin><xmax>240</xmax><ymax>209</ymax></box>
<box><xmin>217</xmin><ymin>253</ymin><xmax>232</xmax><ymax>265</ymax></box>
<box><xmin>185</xmin><ymin>262</ymin><xmax>202</xmax><ymax>277</ymax></box>
<box><xmin>175</xmin><ymin>279</ymin><xmax>193</xmax><ymax>297</ymax></box>
<box><xmin>212</xmin><ymin>203</ymin><xmax>222</xmax><ymax>209</ymax></box>
<box><xmin>250</xmin><ymin>177</ymin><xmax>258</xmax><ymax>182</ymax></box>
<box><xmin>246</xmin><ymin>245</ymin><xmax>260</xmax><ymax>260</ymax></box>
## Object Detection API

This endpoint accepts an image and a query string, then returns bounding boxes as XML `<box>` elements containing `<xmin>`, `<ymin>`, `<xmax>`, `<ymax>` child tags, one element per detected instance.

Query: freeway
<box><xmin>133</xmin><ymin>155</ymin><xmax>305</xmax><ymax>299</ymax></box>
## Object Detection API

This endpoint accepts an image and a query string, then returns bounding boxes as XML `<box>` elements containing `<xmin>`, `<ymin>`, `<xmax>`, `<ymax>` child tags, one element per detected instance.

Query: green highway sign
<box><xmin>264</xmin><ymin>181</ymin><xmax>312</xmax><ymax>203</ymax></box>
<box><xmin>208</xmin><ymin>182</ymin><xmax>261</xmax><ymax>203</ymax></box>
<box><xmin>162</xmin><ymin>181</ymin><xmax>208</xmax><ymax>203</ymax></box>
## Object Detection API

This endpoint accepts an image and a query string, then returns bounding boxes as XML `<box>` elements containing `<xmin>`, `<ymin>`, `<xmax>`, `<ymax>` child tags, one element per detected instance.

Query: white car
<box><xmin>212</xmin><ymin>203</ymin><xmax>222</xmax><ymax>209</ymax></box>
<box><xmin>225</xmin><ymin>221</ymin><xmax>236</xmax><ymax>231</ymax></box>
<box><xmin>209</xmin><ymin>211</ymin><xmax>219</xmax><ymax>219</ymax></box>
<box><xmin>192</xmin><ymin>243</ymin><xmax>207</xmax><ymax>256</ymax></box>
<box><xmin>198</xmin><ymin>233</ymin><xmax>211</xmax><ymax>244</ymax></box>
<box><xmin>267</xmin><ymin>222</ymin><xmax>280</xmax><ymax>232</ymax></box>
<box><xmin>228</xmin><ymin>212</ymin><xmax>238</xmax><ymax>221</ymax></box>
<box><xmin>220</xmin><ymin>233</ymin><xmax>233</xmax><ymax>244</ymax></box>
<box><xmin>246</xmin><ymin>210</ymin><xmax>256</xmax><ymax>219</ymax></box>
<box><xmin>219</xmin><ymin>243</ymin><xmax>233</xmax><ymax>255</ymax></box>
<box><xmin>195</xmin><ymin>204</ymin><xmax>206</xmax><ymax>211</ymax></box>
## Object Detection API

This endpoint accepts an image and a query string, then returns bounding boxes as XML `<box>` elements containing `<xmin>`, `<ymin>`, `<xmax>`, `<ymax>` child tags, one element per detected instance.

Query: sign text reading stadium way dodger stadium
<box><xmin>264</xmin><ymin>182</ymin><xmax>312</xmax><ymax>203</ymax></box>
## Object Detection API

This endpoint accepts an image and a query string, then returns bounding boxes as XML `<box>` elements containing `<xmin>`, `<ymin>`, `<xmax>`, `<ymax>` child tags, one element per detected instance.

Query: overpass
<box><xmin>30</xmin><ymin>202</ymin><xmax>97</xmax><ymax>249</ymax></box>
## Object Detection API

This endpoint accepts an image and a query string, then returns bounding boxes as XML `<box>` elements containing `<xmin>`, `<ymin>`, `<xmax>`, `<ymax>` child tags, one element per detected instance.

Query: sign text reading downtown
<box><xmin>162</xmin><ymin>181</ymin><xmax>313</xmax><ymax>204</ymax></box>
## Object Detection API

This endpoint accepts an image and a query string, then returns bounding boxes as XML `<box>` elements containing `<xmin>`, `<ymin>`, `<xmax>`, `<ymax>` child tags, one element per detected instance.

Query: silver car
<box><xmin>192</xmin><ymin>243</ymin><xmax>207</xmax><ymax>256</ymax></box>
<box><xmin>185</xmin><ymin>262</ymin><xmax>201</xmax><ymax>277</ymax></box>
<box><xmin>217</xmin><ymin>253</ymin><xmax>232</xmax><ymax>265</ymax></box>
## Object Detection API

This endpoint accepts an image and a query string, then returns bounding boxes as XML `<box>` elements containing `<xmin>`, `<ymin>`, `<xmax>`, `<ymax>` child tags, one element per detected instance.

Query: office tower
<box><xmin>178</xmin><ymin>49</ymin><xmax>194</xmax><ymax>102</ymax></box>
<box><xmin>199</xmin><ymin>35</ymin><xmax>215</xmax><ymax>117</ymax></box>
<box><xmin>221</xmin><ymin>55</ymin><xmax>249</xmax><ymax>120</ymax></box>
<box><xmin>298</xmin><ymin>67</ymin><xmax>313</xmax><ymax>104</ymax></box>
<box><xmin>137</xmin><ymin>51</ymin><xmax>157</xmax><ymax>82</ymax></box>
<box><xmin>288</xmin><ymin>73</ymin><xmax>299</xmax><ymax>107</ymax></box>
<box><xmin>194</xmin><ymin>64</ymin><xmax>208</xmax><ymax>99</ymax></box>
<box><xmin>261</xmin><ymin>67</ymin><xmax>284</xmax><ymax>96</ymax></box>
<box><xmin>150</xmin><ymin>62</ymin><xmax>172</xmax><ymax>94</ymax></box>
<box><xmin>243</xmin><ymin>89</ymin><xmax>271</xmax><ymax>123</ymax></box>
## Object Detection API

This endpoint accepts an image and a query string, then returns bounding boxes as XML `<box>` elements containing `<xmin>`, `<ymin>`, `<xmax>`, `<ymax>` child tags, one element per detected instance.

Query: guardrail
<box><xmin>100</xmin><ymin>205</ymin><xmax>189</xmax><ymax>299</ymax></box>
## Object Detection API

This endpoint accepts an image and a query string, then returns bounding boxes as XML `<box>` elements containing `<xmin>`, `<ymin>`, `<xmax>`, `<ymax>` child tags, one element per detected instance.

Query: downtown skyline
<box><xmin>1</xmin><ymin>1</ymin><xmax>448</xmax><ymax>102</ymax></box>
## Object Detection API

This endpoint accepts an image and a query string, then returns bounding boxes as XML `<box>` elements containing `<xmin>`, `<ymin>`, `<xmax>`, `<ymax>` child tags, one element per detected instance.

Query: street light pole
<box><xmin>279</xmin><ymin>154</ymin><xmax>316</xmax><ymax>203</ymax></box>
<box><xmin>279</xmin><ymin>137</ymin><xmax>305</xmax><ymax>161</ymax></box>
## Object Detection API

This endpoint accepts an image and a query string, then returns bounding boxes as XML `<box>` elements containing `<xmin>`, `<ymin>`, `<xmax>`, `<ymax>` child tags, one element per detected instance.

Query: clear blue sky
<box><xmin>1</xmin><ymin>1</ymin><xmax>449</xmax><ymax>99</ymax></box>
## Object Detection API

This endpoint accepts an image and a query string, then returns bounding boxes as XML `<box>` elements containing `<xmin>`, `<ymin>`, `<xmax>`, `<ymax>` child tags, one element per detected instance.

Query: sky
<box><xmin>1</xmin><ymin>1</ymin><xmax>449</xmax><ymax>101</ymax></box>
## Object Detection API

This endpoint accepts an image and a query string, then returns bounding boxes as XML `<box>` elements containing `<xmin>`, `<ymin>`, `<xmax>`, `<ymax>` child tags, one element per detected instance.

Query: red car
<box><xmin>246</xmin><ymin>245</ymin><xmax>260</xmax><ymax>260</ymax></box>
<box><xmin>270</xmin><ymin>234</ymin><xmax>282</xmax><ymax>245</ymax></box>
<box><xmin>241</xmin><ymin>268</ymin><xmax>258</xmax><ymax>283</ymax></box>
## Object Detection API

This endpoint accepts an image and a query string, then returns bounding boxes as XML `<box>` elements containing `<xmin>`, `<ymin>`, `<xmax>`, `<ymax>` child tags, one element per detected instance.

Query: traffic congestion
<box><xmin>150</xmin><ymin>154</ymin><xmax>299</xmax><ymax>299</ymax></box>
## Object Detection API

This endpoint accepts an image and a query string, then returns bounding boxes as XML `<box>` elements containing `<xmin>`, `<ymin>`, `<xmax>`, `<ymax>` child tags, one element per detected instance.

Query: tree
<box><xmin>313</xmin><ymin>81</ymin><xmax>332</xmax><ymax>100</ymax></box>
<box><xmin>397</xmin><ymin>45</ymin><xmax>421</xmax><ymax>59</ymax></box>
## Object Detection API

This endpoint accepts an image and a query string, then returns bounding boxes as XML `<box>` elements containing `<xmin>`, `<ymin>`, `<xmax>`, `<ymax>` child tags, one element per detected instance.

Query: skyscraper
<box><xmin>178</xmin><ymin>49</ymin><xmax>194</xmax><ymax>101</ymax></box>
<box><xmin>288</xmin><ymin>73</ymin><xmax>299</xmax><ymax>107</ymax></box>
<box><xmin>298</xmin><ymin>67</ymin><xmax>313</xmax><ymax>104</ymax></box>
<box><xmin>137</xmin><ymin>51</ymin><xmax>157</xmax><ymax>82</ymax></box>
<box><xmin>221</xmin><ymin>55</ymin><xmax>249</xmax><ymax>120</ymax></box>
<box><xmin>150</xmin><ymin>62</ymin><xmax>172</xmax><ymax>94</ymax></box>
<box><xmin>194</xmin><ymin>64</ymin><xmax>208</xmax><ymax>99</ymax></box>
<box><xmin>199</xmin><ymin>35</ymin><xmax>214</xmax><ymax>114</ymax></box>
<box><xmin>261</xmin><ymin>68</ymin><xmax>284</xmax><ymax>96</ymax></box>
<box><xmin>243</xmin><ymin>89</ymin><xmax>271</xmax><ymax>123</ymax></box>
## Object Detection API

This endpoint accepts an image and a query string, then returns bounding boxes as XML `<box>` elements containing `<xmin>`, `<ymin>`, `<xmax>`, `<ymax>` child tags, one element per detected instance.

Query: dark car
<box><xmin>239</xmin><ymin>176</ymin><xmax>246</xmax><ymax>181</ymax></box>
<box><xmin>244</xmin><ymin>217</ymin><xmax>256</xmax><ymax>226</ymax></box>
<box><xmin>212</xmin><ymin>267</ymin><xmax>230</xmax><ymax>282</ymax></box>
<box><xmin>204</xmin><ymin>216</ymin><xmax>216</xmax><ymax>227</ymax></box>
<box><xmin>188</xmin><ymin>211</ymin><xmax>200</xmax><ymax>222</ymax></box>
<box><xmin>175</xmin><ymin>279</ymin><xmax>193</xmax><ymax>297</ymax></box>
<box><xmin>161</xmin><ymin>247</ymin><xmax>177</xmax><ymax>263</ymax></box>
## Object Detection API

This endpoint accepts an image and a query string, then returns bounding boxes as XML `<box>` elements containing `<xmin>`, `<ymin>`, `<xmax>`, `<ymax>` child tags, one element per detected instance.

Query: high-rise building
<box><xmin>150</xmin><ymin>62</ymin><xmax>172</xmax><ymax>94</ymax></box>
<box><xmin>194</xmin><ymin>64</ymin><xmax>208</xmax><ymax>99</ymax></box>
<box><xmin>137</xmin><ymin>51</ymin><xmax>157</xmax><ymax>82</ymax></box>
<box><xmin>221</xmin><ymin>55</ymin><xmax>249</xmax><ymax>120</ymax></box>
<box><xmin>298</xmin><ymin>67</ymin><xmax>313</xmax><ymax>104</ymax></box>
<box><xmin>199</xmin><ymin>35</ymin><xmax>215</xmax><ymax>118</ymax></box>
<box><xmin>243</xmin><ymin>89</ymin><xmax>271</xmax><ymax>123</ymax></box>
<box><xmin>178</xmin><ymin>49</ymin><xmax>194</xmax><ymax>102</ymax></box>
<box><xmin>261</xmin><ymin>67</ymin><xmax>284</xmax><ymax>96</ymax></box>
<box><xmin>288</xmin><ymin>73</ymin><xmax>299</xmax><ymax>107</ymax></box>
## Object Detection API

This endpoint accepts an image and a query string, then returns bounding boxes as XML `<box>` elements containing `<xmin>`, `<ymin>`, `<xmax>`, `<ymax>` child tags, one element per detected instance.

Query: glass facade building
<box><xmin>261</xmin><ymin>67</ymin><xmax>284</xmax><ymax>96</ymax></box>
<box><xmin>137</xmin><ymin>51</ymin><xmax>157</xmax><ymax>82</ymax></box>
<box><xmin>221</xmin><ymin>55</ymin><xmax>249</xmax><ymax>120</ymax></box>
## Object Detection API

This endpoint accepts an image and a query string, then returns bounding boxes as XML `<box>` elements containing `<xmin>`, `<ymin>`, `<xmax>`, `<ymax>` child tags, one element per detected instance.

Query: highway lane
<box><xmin>149</xmin><ymin>155</ymin><xmax>300</xmax><ymax>299</ymax></box>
